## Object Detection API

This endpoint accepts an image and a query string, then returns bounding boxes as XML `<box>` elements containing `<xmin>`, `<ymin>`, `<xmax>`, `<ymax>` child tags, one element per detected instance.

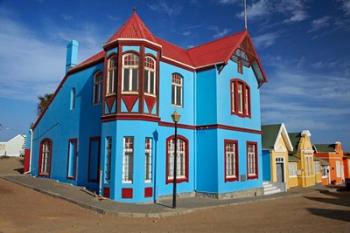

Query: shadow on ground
<box><xmin>305</xmin><ymin>190</ymin><xmax>350</xmax><ymax>222</ymax></box>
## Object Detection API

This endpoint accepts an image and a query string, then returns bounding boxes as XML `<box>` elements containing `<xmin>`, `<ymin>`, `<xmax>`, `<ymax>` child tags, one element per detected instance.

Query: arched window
<box><xmin>39</xmin><ymin>139</ymin><xmax>52</xmax><ymax>177</ymax></box>
<box><xmin>144</xmin><ymin>56</ymin><xmax>156</xmax><ymax>96</ymax></box>
<box><xmin>231</xmin><ymin>79</ymin><xmax>250</xmax><ymax>117</ymax></box>
<box><xmin>93</xmin><ymin>71</ymin><xmax>103</xmax><ymax>104</ymax></box>
<box><xmin>106</xmin><ymin>56</ymin><xmax>117</xmax><ymax>95</ymax></box>
<box><xmin>122</xmin><ymin>53</ymin><xmax>139</xmax><ymax>93</ymax></box>
<box><xmin>166</xmin><ymin>135</ymin><xmax>188</xmax><ymax>183</ymax></box>
<box><xmin>171</xmin><ymin>73</ymin><xmax>183</xmax><ymax>107</ymax></box>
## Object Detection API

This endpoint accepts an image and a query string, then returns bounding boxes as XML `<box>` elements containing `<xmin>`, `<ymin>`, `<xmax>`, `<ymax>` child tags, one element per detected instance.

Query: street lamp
<box><xmin>171</xmin><ymin>111</ymin><xmax>181</xmax><ymax>208</ymax></box>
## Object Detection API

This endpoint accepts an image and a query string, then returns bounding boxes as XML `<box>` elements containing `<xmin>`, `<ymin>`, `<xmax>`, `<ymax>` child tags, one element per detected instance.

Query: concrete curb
<box><xmin>1</xmin><ymin>175</ymin><xmax>318</xmax><ymax>218</ymax></box>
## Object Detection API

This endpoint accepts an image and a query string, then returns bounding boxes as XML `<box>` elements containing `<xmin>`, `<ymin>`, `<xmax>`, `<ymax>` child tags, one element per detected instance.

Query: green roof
<box><xmin>288</xmin><ymin>132</ymin><xmax>301</xmax><ymax>156</ymax></box>
<box><xmin>262</xmin><ymin>124</ymin><xmax>282</xmax><ymax>149</ymax></box>
<box><xmin>288</xmin><ymin>155</ymin><xmax>299</xmax><ymax>162</ymax></box>
<box><xmin>314</xmin><ymin>144</ymin><xmax>335</xmax><ymax>153</ymax></box>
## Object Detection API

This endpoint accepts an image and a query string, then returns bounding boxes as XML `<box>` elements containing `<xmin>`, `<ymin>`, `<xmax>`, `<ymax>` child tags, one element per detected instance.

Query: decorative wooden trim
<box><xmin>88</xmin><ymin>137</ymin><xmax>101</xmax><ymax>183</ymax></box>
<box><xmin>102</xmin><ymin>114</ymin><xmax>160</xmax><ymax>122</ymax></box>
<box><xmin>224</xmin><ymin>139</ymin><xmax>239</xmax><ymax>182</ymax></box>
<box><xmin>165</xmin><ymin>135</ymin><xmax>189</xmax><ymax>184</ymax></box>
<box><xmin>38</xmin><ymin>138</ymin><xmax>52</xmax><ymax>177</ymax></box>
<box><xmin>247</xmin><ymin>141</ymin><xmax>258</xmax><ymax>180</ymax></box>
<box><xmin>66</xmin><ymin>138</ymin><xmax>78</xmax><ymax>180</ymax></box>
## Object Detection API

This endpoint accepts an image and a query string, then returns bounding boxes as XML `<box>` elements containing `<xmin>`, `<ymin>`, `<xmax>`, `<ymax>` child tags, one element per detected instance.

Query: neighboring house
<box><xmin>288</xmin><ymin>131</ymin><xmax>316</xmax><ymax>188</ymax></box>
<box><xmin>0</xmin><ymin>134</ymin><xmax>25</xmax><ymax>157</ymax></box>
<box><xmin>29</xmin><ymin>11</ymin><xmax>268</xmax><ymax>203</ymax></box>
<box><xmin>262</xmin><ymin>123</ymin><xmax>293</xmax><ymax>193</ymax></box>
<box><xmin>314</xmin><ymin>142</ymin><xmax>344</xmax><ymax>185</ymax></box>
<box><xmin>343</xmin><ymin>152</ymin><xmax>350</xmax><ymax>180</ymax></box>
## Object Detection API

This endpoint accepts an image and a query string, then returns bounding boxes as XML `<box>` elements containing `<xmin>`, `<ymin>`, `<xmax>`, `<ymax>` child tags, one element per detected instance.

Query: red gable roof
<box><xmin>106</xmin><ymin>10</ymin><xmax>158</xmax><ymax>45</ymax></box>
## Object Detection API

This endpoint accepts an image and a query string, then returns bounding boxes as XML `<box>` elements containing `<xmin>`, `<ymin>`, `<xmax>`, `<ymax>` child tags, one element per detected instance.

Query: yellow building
<box><xmin>262</xmin><ymin>124</ymin><xmax>294</xmax><ymax>193</ymax></box>
<box><xmin>288</xmin><ymin>130</ymin><xmax>316</xmax><ymax>188</ymax></box>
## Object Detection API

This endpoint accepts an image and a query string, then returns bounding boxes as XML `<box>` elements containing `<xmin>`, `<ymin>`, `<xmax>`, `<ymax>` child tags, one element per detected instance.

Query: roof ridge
<box><xmin>187</xmin><ymin>30</ymin><xmax>246</xmax><ymax>51</ymax></box>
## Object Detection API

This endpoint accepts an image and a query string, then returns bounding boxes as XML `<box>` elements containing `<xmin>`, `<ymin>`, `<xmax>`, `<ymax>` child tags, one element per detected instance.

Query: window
<box><xmin>105</xmin><ymin>137</ymin><xmax>112</xmax><ymax>181</ymax></box>
<box><xmin>145</xmin><ymin>138</ymin><xmax>152</xmax><ymax>183</ymax></box>
<box><xmin>93</xmin><ymin>72</ymin><xmax>103</xmax><ymax>104</ymax></box>
<box><xmin>122</xmin><ymin>137</ymin><xmax>134</xmax><ymax>183</ymax></box>
<box><xmin>166</xmin><ymin>136</ymin><xmax>188</xmax><ymax>183</ymax></box>
<box><xmin>171</xmin><ymin>73</ymin><xmax>183</xmax><ymax>107</ymax></box>
<box><xmin>144</xmin><ymin>56</ymin><xmax>156</xmax><ymax>96</ymax></box>
<box><xmin>107</xmin><ymin>56</ymin><xmax>117</xmax><ymax>95</ymax></box>
<box><xmin>247</xmin><ymin>142</ymin><xmax>258</xmax><ymax>179</ymax></box>
<box><xmin>321</xmin><ymin>166</ymin><xmax>328</xmax><ymax>178</ymax></box>
<box><xmin>122</xmin><ymin>53</ymin><xmax>139</xmax><ymax>93</ymax></box>
<box><xmin>225</xmin><ymin>140</ymin><xmax>238</xmax><ymax>181</ymax></box>
<box><xmin>314</xmin><ymin>161</ymin><xmax>321</xmax><ymax>174</ymax></box>
<box><xmin>289</xmin><ymin>162</ymin><xmax>297</xmax><ymax>177</ymax></box>
<box><xmin>237</xmin><ymin>59</ymin><xmax>243</xmax><ymax>74</ymax></box>
<box><xmin>70</xmin><ymin>88</ymin><xmax>75</xmax><ymax>110</ymax></box>
<box><xmin>336</xmin><ymin>160</ymin><xmax>341</xmax><ymax>178</ymax></box>
<box><xmin>67</xmin><ymin>139</ymin><xmax>78</xmax><ymax>179</ymax></box>
<box><xmin>231</xmin><ymin>80</ymin><xmax>250</xmax><ymax>117</ymax></box>
<box><xmin>88</xmin><ymin>137</ymin><xmax>100</xmax><ymax>182</ymax></box>
<box><xmin>304</xmin><ymin>155</ymin><xmax>313</xmax><ymax>176</ymax></box>
<box><xmin>39</xmin><ymin>139</ymin><xmax>52</xmax><ymax>177</ymax></box>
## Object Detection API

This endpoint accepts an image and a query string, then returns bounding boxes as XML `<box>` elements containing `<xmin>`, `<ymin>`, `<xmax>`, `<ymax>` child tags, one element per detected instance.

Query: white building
<box><xmin>0</xmin><ymin>134</ymin><xmax>25</xmax><ymax>157</ymax></box>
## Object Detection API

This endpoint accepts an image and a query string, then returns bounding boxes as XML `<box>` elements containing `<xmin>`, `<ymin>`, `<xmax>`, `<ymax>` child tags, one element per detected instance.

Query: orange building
<box><xmin>343</xmin><ymin>152</ymin><xmax>350</xmax><ymax>179</ymax></box>
<box><xmin>314</xmin><ymin>142</ymin><xmax>344</xmax><ymax>185</ymax></box>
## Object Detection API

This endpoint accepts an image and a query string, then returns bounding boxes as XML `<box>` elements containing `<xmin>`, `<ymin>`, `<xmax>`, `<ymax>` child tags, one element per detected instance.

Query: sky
<box><xmin>0</xmin><ymin>0</ymin><xmax>349</xmax><ymax>150</ymax></box>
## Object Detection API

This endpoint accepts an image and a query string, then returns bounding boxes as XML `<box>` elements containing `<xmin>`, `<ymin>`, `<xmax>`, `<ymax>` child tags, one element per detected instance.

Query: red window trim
<box><xmin>246</xmin><ymin>141</ymin><xmax>258</xmax><ymax>179</ymax></box>
<box><xmin>88</xmin><ymin>137</ymin><xmax>101</xmax><ymax>183</ymax></box>
<box><xmin>224</xmin><ymin>140</ymin><xmax>239</xmax><ymax>182</ymax></box>
<box><xmin>230</xmin><ymin>79</ymin><xmax>251</xmax><ymax>118</ymax></box>
<box><xmin>165</xmin><ymin>135</ymin><xmax>189</xmax><ymax>184</ymax></box>
<box><xmin>66</xmin><ymin>138</ymin><xmax>78</xmax><ymax>180</ymax></box>
<box><xmin>38</xmin><ymin>138</ymin><xmax>52</xmax><ymax>177</ymax></box>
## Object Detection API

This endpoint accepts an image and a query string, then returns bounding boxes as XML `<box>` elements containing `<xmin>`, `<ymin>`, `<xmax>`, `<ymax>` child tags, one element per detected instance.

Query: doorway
<box><xmin>276</xmin><ymin>157</ymin><xmax>284</xmax><ymax>183</ymax></box>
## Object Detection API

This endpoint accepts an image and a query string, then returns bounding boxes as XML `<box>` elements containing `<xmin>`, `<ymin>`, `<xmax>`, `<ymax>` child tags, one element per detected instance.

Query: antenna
<box><xmin>244</xmin><ymin>0</ymin><xmax>248</xmax><ymax>30</ymax></box>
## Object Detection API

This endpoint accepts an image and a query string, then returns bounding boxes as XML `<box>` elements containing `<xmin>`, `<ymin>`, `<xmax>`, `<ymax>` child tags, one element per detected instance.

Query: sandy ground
<box><xmin>0</xmin><ymin>157</ymin><xmax>349</xmax><ymax>233</ymax></box>
<box><xmin>0</xmin><ymin>157</ymin><xmax>23</xmax><ymax>175</ymax></box>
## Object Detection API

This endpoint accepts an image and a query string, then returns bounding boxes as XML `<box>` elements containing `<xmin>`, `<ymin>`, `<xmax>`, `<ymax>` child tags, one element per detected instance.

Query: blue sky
<box><xmin>0</xmin><ymin>0</ymin><xmax>349</xmax><ymax>150</ymax></box>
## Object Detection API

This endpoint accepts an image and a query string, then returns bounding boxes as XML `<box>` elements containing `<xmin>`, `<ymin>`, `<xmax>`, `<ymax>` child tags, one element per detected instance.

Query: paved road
<box><xmin>0</xmin><ymin>177</ymin><xmax>349</xmax><ymax>233</ymax></box>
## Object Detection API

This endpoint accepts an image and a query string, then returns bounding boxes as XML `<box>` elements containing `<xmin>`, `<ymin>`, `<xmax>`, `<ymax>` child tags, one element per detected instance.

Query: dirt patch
<box><xmin>0</xmin><ymin>157</ymin><xmax>23</xmax><ymax>175</ymax></box>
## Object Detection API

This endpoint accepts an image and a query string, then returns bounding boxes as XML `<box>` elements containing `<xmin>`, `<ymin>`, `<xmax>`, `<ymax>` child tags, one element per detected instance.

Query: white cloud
<box><xmin>342</xmin><ymin>0</ymin><xmax>350</xmax><ymax>15</ymax></box>
<box><xmin>309</xmin><ymin>16</ymin><xmax>331</xmax><ymax>32</ymax></box>
<box><xmin>148</xmin><ymin>1</ymin><xmax>183</xmax><ymax>17</ymax></box>
<box><xmin>237</xmin><ymin>0</ymin><xmax>271</xmax><ymax>20</ymax></box>
<box><xmin>209</xmin><ymin>26</ymin><xmax>231</xmax><ymax>38</ymax></box>
<box><xmin>218</xmin><ymin>0</ymin><xmax>240</xmax><ymax>5</ymax></box>
<box><xmin>0</xmin><ymin>7</ymin><xmax>102</xmax><ymax>101</ymax></box>
<box><xmin>253</xmin><ymin>32</ymin><xmax>279</xmax><ymax>48</ymax></box>
<box><xmin>61</xmin><ymin>14</ymin><xmax>73</xmax><ymax>21</ymax></box>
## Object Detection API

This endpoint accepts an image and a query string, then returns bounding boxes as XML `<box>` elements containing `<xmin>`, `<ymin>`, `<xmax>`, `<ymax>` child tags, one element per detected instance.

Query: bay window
<box><xmin>122</xmin><ymin>137</ymin><xmax>134</xmax><ymax>183</ymax></box>
<box><xmin>122</xmin><ymin>53</ymin><xmax>139</xmax><ymax>93</ymax></box>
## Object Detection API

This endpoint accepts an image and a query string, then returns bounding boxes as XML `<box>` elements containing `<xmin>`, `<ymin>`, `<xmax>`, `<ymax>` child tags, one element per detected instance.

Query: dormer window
<box><xmin>107</xmin><ymin>56</ymin><xmax>117</xmax><ymax>95</ymax></box>
<box><xmin>231</xmin><ymin>79</ymin><xmax>250</xmax><ymax>117</ymax></box>
<box><xmin>122</xmin><ymin>53</ymin><xmax>139</xmax><ymax>93</ymax></box>
<box><xmin>144</xmin><ymin>56</ymin><xmax>156</xmax><ymax>96</ymax></box>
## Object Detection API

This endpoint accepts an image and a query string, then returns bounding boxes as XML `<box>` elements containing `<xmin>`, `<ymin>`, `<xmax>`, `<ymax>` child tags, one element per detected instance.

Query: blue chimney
<box><xmin>66</xmin><ymin>40</ymin><xmax>79</xmax><ymax>72</ymax></box>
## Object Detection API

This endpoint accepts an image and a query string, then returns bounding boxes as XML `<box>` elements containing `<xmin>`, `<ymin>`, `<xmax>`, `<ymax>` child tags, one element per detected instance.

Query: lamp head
<box><xmin>171</xmin><ymin>111</ymin><xmax>181</xmax><ymax>123</ymax></box>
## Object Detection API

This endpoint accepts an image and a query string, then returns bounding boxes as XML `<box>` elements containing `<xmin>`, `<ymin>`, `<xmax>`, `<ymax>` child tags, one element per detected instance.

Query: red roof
<box><xmin>106</xmin><ymin>10</ymin><xmax>158</xmax><ymax>45</ymax></box>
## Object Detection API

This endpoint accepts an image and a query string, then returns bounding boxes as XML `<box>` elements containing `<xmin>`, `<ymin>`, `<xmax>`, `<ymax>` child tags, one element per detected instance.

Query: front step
<box><xmin>263</xmin><ymin>182</ymin><xmax>282</xmax><ymax>195</ymax></box>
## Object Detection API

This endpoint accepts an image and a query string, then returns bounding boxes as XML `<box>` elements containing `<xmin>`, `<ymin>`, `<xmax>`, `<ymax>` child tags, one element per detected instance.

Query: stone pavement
<box><xmin>0</xmin><ymin>175</ymin><xmax>325</xmax><ymax>218</ymax></box>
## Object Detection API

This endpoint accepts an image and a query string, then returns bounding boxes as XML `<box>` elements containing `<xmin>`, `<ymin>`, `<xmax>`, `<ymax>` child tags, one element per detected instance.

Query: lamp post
<box><xmin>171</xmin><ymin>111</ymin><xmax>181</xmax><ymax>208</ymax></box>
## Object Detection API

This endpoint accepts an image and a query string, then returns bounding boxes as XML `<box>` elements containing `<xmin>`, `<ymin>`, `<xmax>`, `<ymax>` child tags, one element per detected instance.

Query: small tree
<box><xmin>37</xmin><ymin>93</ymin><xmax>54</xmax><ymax>114</ymax></box>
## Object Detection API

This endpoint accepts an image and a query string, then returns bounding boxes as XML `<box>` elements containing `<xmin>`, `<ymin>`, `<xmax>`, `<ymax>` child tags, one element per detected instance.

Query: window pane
<box><xmin>132</xmin><ymin>68</ymin><xmax>138</xmax><ymax>91</ymax></box>
<box><xmin>123</xmin><ymin>69</ymin><xmax>129</xmax><ymax>91</ymax></box>
<box><xmin>176</xmin><ymin>86</ymin><xmax>182</xmax><ymax>106</ymax></box>
<box><xmin>150</xmin><ymin>72</ymin><xmax>155</xmax><ymax>94</ymax></box>
<box><xmin>171</xmin><ymin>85</ymin><xmax>175</xmax><ymax>105</ymax></box>
<box><xmin>144</xmin><ymin>70</ymin><xmax>149</xmax><ymax>93</ymax></box>
<box><xmin>231</xmin><ymin>82</ymin><xmax>235</xmax><ymax>112</ymax></box>
<box><xmin>238</xmin><ymin>84</ymin><xmax>243</xmax><ymax>113</ymax></box>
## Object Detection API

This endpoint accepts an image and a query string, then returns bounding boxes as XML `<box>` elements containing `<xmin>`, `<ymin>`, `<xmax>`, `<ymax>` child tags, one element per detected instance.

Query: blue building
<box><xmin>30</xmin><ymin>11</ymin><xmax>268</xmax><ymax>203</ymax></box>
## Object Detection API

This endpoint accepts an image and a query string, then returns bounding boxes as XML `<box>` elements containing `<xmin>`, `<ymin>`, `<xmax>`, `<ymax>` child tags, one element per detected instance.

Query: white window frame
<box><xmin>144</xmin><ymin>56</ymin><xmax>156</xmax><ymax>96</ymax></box>
<box><xmin>225</xmin><ymin>141</ymin><xmax>237</xmax><ymax>180</ymax></box>
<box><xmin>145</xmin><ymin>138</ymin><xmax>152</xmax><ymax>183</ymax></box>
<box><xmin>289</xmin><ymin>162</ymin><xmax>297</xmax><ymax>177</ymax></box>
<box><xmin>167</xmin><ymin>138</ymin><xmax>186</xmax><ymax>180</ymax></box>
<box><xmin>122</xmin><ymin>53</ymin><xmax>139</xmax><ymax>94</ymax></box>
<box><xmin>247</xmin><ymin>142</ymin><xmax>257</xmax><ymax>178</ymax></box>
<box><xmin>237</xmin><ymin>83</ymin><xmax>243</xmax><ymax>114</ymax></box>
<box><xmin>122</xmin><ymin>137</ymin><xmax>134</xmax><ymax>183</ymax></box>
<box><xmin>40</xmin><ymin>141</ymin><xmax>51</xmax><ymax>176</ymax></box>
<box><xmin>93</xmin><ymin>72</ymin><xmax>103</xmax><ymax>104</ymax></box>
<box><xmin>171</xmin><ymin>74</ymin><xmax>183</xmax><ymax>107</ymax></box>
<box><xmin>106</xmin><ymin>57</ymin><xmax>117</xmax><ymax>95</ymax></box>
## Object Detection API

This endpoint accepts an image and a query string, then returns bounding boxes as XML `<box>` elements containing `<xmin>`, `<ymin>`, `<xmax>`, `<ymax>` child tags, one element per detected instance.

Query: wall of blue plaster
<box><xmin>262</xmin><ymin>150</ymin><xmax>271</xmax><ymax>181</ymax></box>
<box><xmin>31</xmin><ymin>62</ymin><xmax>103</xmax><ymax>190</ymax></box>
